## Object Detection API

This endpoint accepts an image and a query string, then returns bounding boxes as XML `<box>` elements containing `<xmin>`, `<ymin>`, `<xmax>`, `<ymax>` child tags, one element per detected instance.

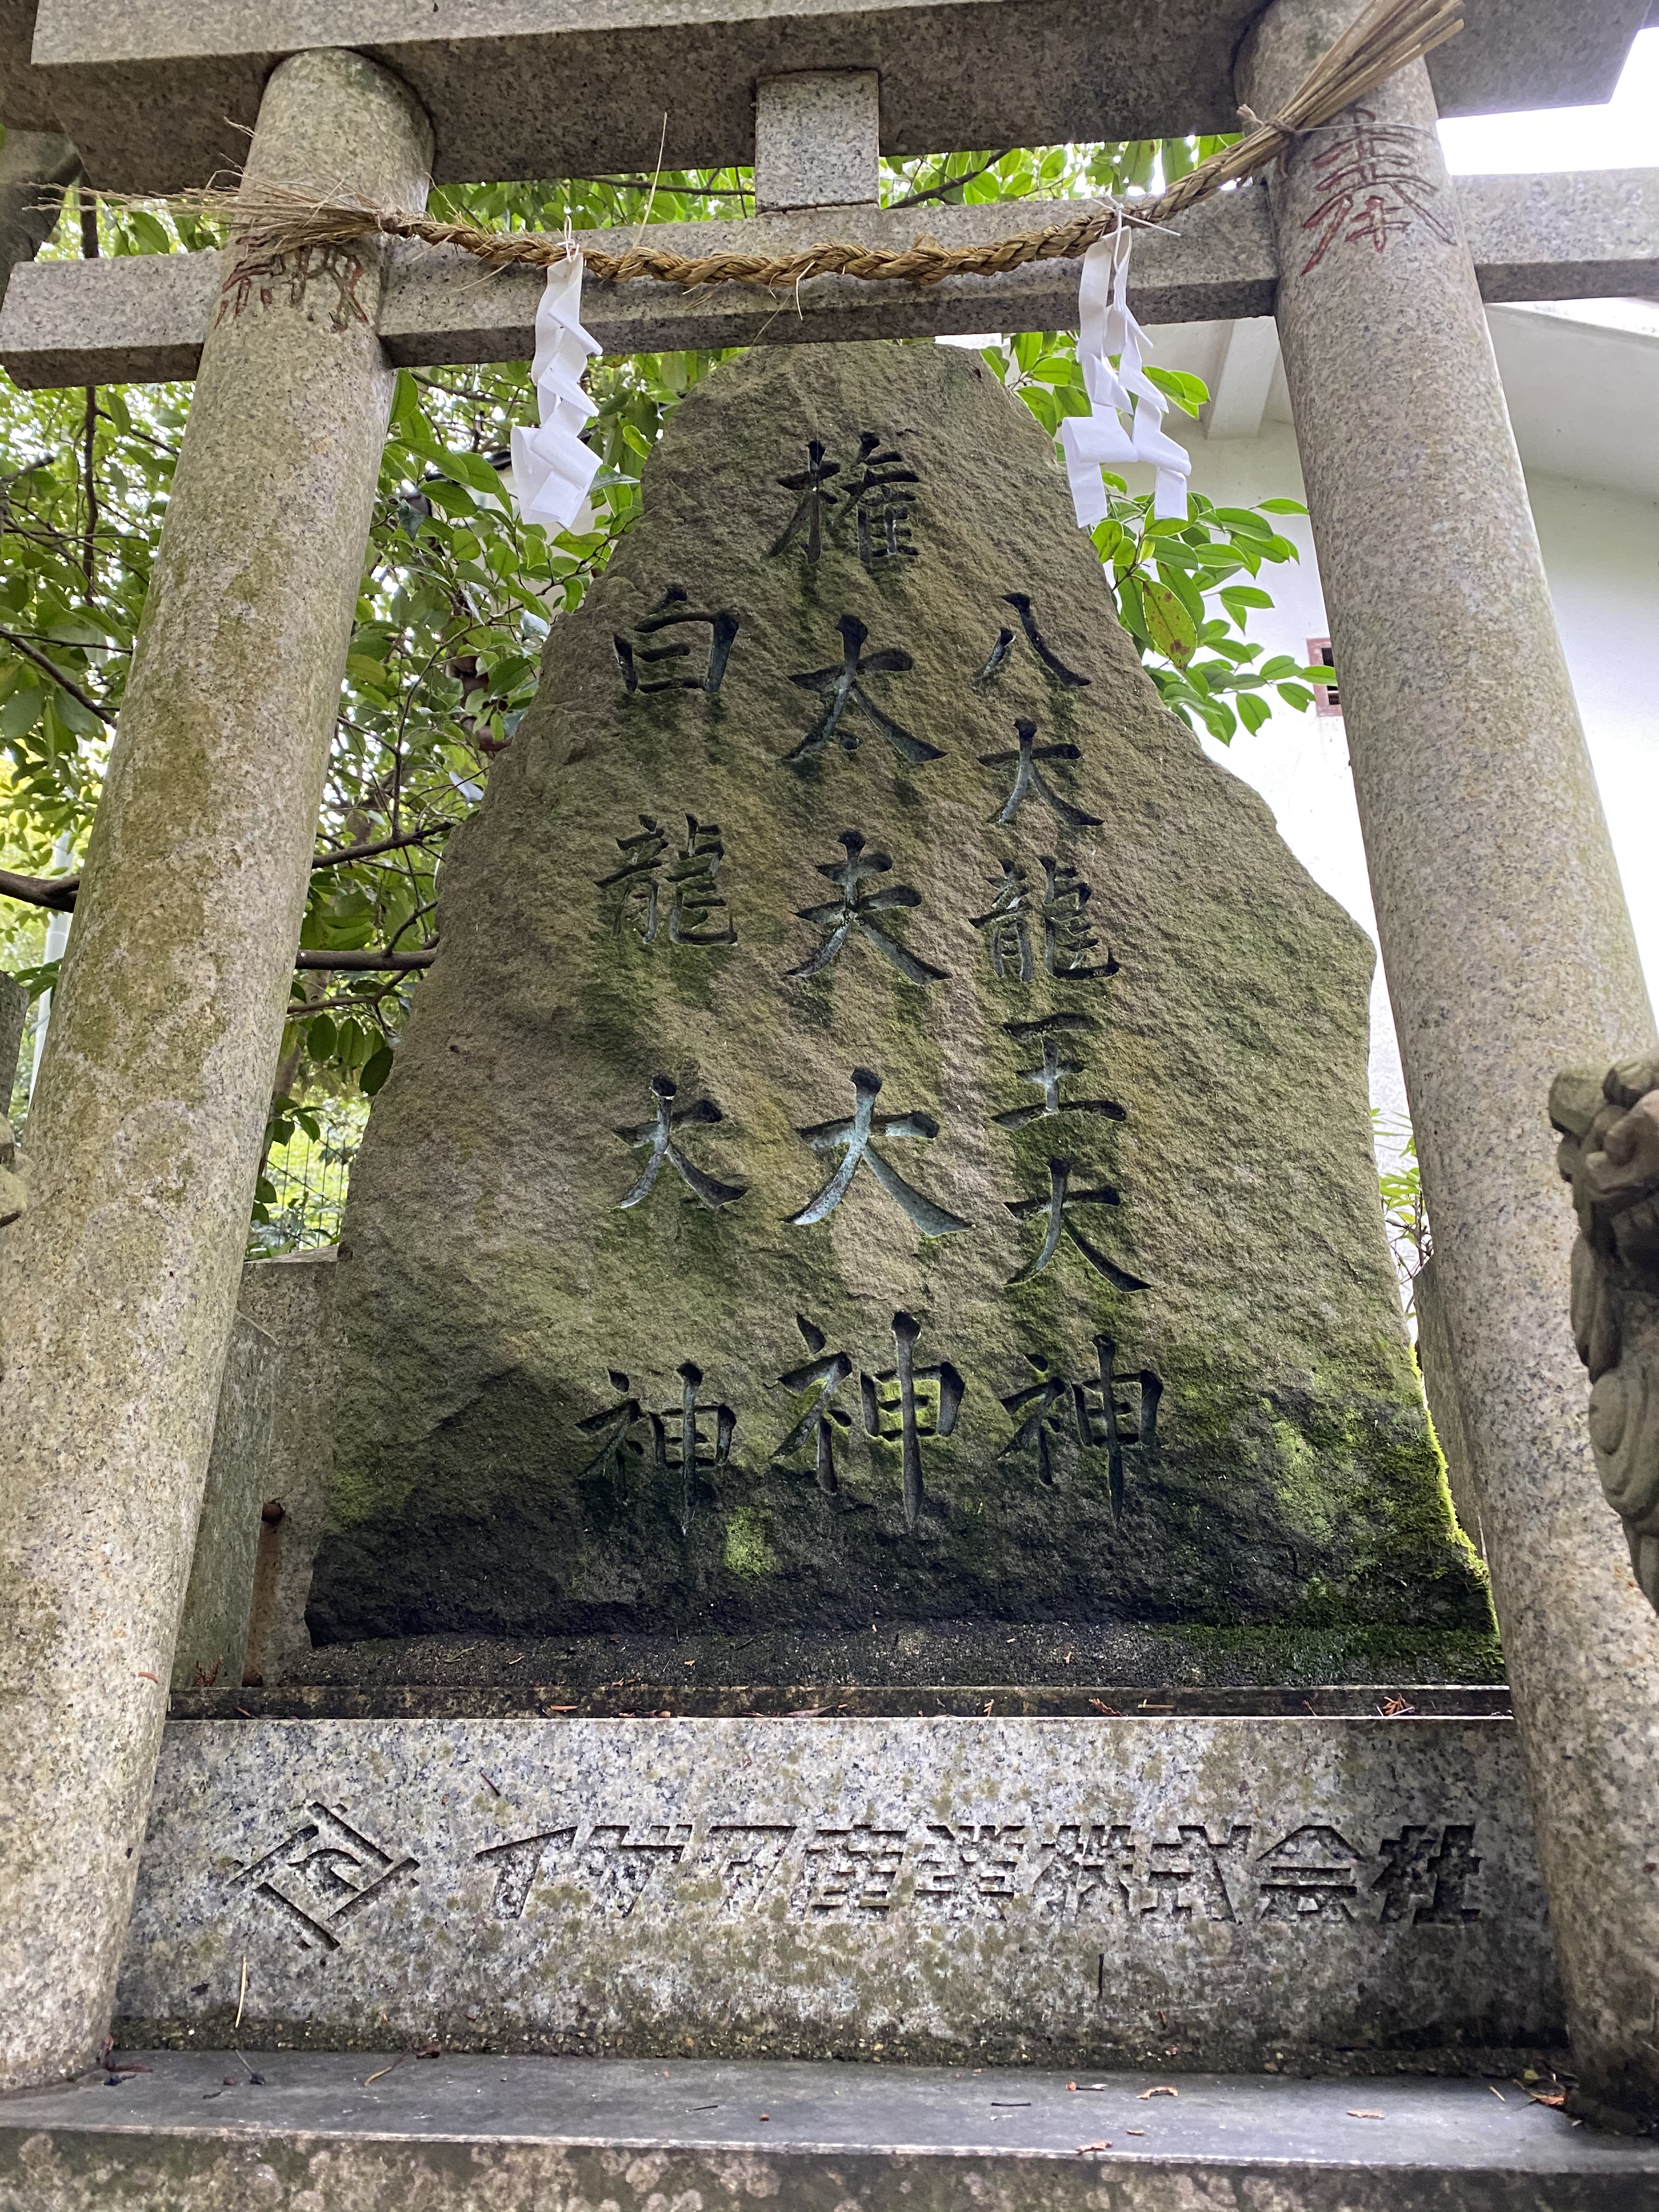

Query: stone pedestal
<box><xmin>0</xmin><ymin>53</ymin><xmax>431</xmax><ymax>2090</ymax></box>
<box><xmin>1239</xmin><ymin>0</ymin><xmax>1659</xmax><ymax>2121</ymax></box>
<box><xmin>114</xmin><ymin>1709</ymin><xmax>1558</xmax><ymax>2069</ymax></box>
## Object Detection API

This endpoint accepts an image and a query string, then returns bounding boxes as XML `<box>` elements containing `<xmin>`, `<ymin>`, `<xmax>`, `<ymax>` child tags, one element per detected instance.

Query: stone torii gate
<box><xmin>1</xmin><ymin>0</ymin><xmax>1657</xmax><ymax>2125</ymax></box>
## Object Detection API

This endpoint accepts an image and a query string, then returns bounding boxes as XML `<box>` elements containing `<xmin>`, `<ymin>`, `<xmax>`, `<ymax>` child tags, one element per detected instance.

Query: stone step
<box><xmin>5</xmin><ymin>2051</ymin><xmax>1656</xmax><ymax>2210</ymax></box>
<box><xmin>116</xmin><ymin>1708</ymin><xmax>1559</xmax><ymax>2067</ymax></box>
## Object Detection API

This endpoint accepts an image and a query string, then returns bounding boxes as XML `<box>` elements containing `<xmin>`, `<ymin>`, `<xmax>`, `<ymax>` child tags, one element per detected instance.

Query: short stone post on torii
<box><xmin>0</xmin><ymin>48</ymin><xmax>431</xmax><ymax>2090</ymax></box>
<box><xmin>1241</xmin><ymin>0</ymin><xmax>1659</xmax><ymax>2125</ymax></box>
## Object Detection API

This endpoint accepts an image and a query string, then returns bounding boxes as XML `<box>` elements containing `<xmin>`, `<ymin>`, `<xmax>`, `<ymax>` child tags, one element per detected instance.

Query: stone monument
<box><xmin>309</xmin><ymin>339</ymin><xmax>1486</xmax><ymax>1675</ymax></box>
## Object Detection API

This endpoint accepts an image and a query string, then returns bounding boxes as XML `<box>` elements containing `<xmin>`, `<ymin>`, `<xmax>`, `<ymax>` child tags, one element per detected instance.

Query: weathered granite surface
<box><xmin>0</xmin><ymin>48</ymin><xmax>432</xmax><ymax>2093</ymax></box>
<box><xmin>21</xmin><ymin>0</ymin><xmax>1640</xmax><ymax>195</ymax></box>
<box><xmin>170</xmin><ymin>1314</ymin><xmax>279</xmax><ymax>1692</ymax></box>
<box><xmin>16</xmin><ymin>2053</ymin><xmax>1659</xmax><ymax>2212</ymax></box>
<box><xmin>754</xmin><ymin>71</ymin><xmax>879</xmax><ymax>211</ymax></box>
<box><xmin>115</xmin><ymin>1714</ymin><xmax>1556</xmax><ymax>2068</ymax></box>
<box><xmin>318</xmin><ymin>340</ymin><xmax>1485</xmax><ymax>1667</ymax></box>
<box><xmin>1551</xmin><ymin>1057</ymin><xmax>1659</xmax><ymax>1610</ymax></box>
<box><xmin>18</xmin><ymin>2052</ymin><xmax>1659</xmax><ymax>2212</ymax></box>
<box><xmin>1240</xmin><ymin>0</ymin><xmax>1659</xmax><ymax>2127</ymax></box>
<box><xmin>237</xmin><ymin>1249</ymin><xmax>338</xmax><ymax>1685</ymax></box>
<box><xmin>0</xmin><ymin>968</ymin><xmax>25</xmax><ymax>1105</ymax></box>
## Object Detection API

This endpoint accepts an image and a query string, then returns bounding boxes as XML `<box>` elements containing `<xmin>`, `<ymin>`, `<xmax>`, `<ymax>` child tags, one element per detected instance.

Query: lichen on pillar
<box><xmin>0</xmin><ymin>50</ymin><xmax>431</xmax><ymax>2091</ymax></box>
<box><xmin>1238</xmin><ymin>0</ymin><xmax>1659</xmax><ymax>2126</ymax></box>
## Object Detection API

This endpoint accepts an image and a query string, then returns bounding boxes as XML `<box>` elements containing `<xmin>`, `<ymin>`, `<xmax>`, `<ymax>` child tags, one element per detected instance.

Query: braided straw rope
<box><xmin>147</xmin><ymin>0</ymin><xmax>1462</xmax><ymax>292</ymax></box>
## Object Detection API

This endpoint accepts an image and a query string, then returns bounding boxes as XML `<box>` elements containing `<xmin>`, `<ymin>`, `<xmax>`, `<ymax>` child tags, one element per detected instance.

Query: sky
<box><xmin>1437</xmin><ymin>26</ymin><xmax>1659</xmax><ymax>172</ymax></box>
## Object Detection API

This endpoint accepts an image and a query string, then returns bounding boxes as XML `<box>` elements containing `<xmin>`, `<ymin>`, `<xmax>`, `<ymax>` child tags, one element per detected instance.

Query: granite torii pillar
<box><xmin>0</xmin><ymin>50</ymin><xmax>431</xmax><ymax>2089</ymax></box>
<box><xmin>1239</xmin><ymin>0</ymin><xmax>1659</xmax><ymax>2122</ymax></box>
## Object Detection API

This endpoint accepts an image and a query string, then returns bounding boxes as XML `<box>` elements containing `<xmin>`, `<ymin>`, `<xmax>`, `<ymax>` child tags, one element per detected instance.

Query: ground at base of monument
<box><xmin>286</xmin><ymin>1620</ymin><xmax>1505</xmax><ymax>1690</ymax></box>
<box><xmin>5</xmin><ymin>2052</ymin><xmax>1652</xmax><ymax>2211</ymax></box>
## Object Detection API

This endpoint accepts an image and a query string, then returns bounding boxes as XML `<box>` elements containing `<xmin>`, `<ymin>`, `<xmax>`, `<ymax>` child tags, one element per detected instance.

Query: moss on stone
<box><xmin>313</xmin><ymin>343</ymin><xmax>1489</xmax><ymax>1671</ymax></box>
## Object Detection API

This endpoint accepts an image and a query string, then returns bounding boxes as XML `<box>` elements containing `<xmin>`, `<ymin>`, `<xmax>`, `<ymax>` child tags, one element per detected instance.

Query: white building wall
<box><xmin>1153</xmin><ymin>399</ymin><xmax>1659</xmax><ymax>1132</ymax></box>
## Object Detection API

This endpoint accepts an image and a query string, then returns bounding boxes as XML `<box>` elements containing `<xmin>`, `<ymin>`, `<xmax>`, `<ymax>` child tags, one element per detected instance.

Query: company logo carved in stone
<box><xmin>229</xmin><ymin>1801</ymin><xmax>419</xmax><ymax>1951</ymax></box>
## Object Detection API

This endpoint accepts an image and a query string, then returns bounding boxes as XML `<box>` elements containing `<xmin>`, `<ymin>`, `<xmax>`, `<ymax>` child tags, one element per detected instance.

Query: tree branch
<box><xmin>294</xmin><ymin>949</ymin><xmax>436</xmax><ymax>971</ymax></box>
<box><xmin>0</xmin><ymin>627</ymin><xmax>115</xmax><ymax>726</ymax></box>
<box><xmin>309</xmin><ymin>826</ymin><xmax>449</xmax><ymax>871</ymax></box>
<box><xmin>888</xmin><ymin>151</ymin><xmax>1015</xmax><ymax>210</ymax></box>
<box><xmin>1</xmin><ymin>827</ymin><xmax>454</xmax><ymax>911</ymax></box>
<box><xmin>0</xmin><ymin>867</ymin><xmax>78</xmax><ymax>912</ymax></box>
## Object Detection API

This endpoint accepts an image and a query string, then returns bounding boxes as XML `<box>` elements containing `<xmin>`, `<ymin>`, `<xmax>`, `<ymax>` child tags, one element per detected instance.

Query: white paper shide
<box><xmin>511</xmin><ymin>256</ymin><xmax>603</xmax><ymax>535</ymax></box>
<box><xmin>1061</xmin><ymin>235</ymin><xmax>1191</xmax><ymax>530</ymax></box>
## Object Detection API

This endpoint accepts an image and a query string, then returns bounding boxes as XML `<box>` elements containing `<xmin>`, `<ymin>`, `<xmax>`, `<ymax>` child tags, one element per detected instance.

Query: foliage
<box><xmin>250</xmin><ymin>1092</ymin><xmax>368</xmax><ymax>1252</ymax></box>
<box><xmin>0</xmin><ymin>138</ymin><xmax>1324</xmax><ymax>1247</ymax></box>
<box><xmin>1375</xmin><ymin>1111</ymin><xmax>1431</xmax><ymax>1318</ymax></box>
<box><xmin>995</xmin><ymin>331</ymin><xmax>1318</xmax><ymax>742</ymax></box>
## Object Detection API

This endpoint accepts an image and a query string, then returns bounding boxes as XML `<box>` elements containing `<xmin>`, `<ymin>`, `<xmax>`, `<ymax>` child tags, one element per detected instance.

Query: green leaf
<box><xmin>1237</xmin><ymin>691</ymin><xmax>1271</xmax><ymax>735</ymax></box>
<box><xmin>1220</xmin><ymin>585</ymin><xmax>1274</xmax><ymax>618</ymax></box>
<box><xmin>1143</xmin><ymin>365</ymin><xmax>1209</xmax><ymax>418</ymax></box>
<box><xmin>1154</xmin><ymin>560</ymin><xmax>1206</xmax><ymax>631</ymax></box>
<box><xmin>438</xmin><ymin>448</ymin><xmax>512</xmax><ymax>500</ymax></box>
<box><xmin>0</xmin><ymin>685</ymin><xmax>44</xmax><ymax>740</ymax></box>
<box><xmin>1210</xmin><ymin>507</ymin><xmax>1274</xmax><ymax>539</ymax></box>
<box><xmin>360</xmin><ymin>1043</ymin><xmax>395</xmax><ymax>1097</ymax></box>
<box><xmin>9</xmin><ymin>959</ymin><xmax>63</xmax><ymax>1000</ymax></box>
<box><xmin>1142</xmin><ymin>580</ymin><xmax>1198</xmax><ymax>666</ymax></box>
<box><xmin>1114</xmin><ymin>572</ymin><xmax>1152</xmax><ymax>648</ymax></box>
<box><xmin>1257</xmin><ymin>498</ymin><xmax>1309</xmax><ymax>515</ymax></box>
<box><xmin>1277</xmin><ymin>681</ymin><xmax>1316</xmax><ymax>711</ymax></box>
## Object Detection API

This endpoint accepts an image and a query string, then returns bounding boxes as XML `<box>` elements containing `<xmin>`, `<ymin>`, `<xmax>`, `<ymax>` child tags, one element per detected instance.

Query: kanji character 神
<box><xmin>997</xmin><ymin>1334</ymin><xmax>1160</xmax><ymax>1513</ymax></box>
<box><xmin>575</xmin><ymin>1362</ymin><xmax>736</xmax><ymax>1532</ymax></box>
